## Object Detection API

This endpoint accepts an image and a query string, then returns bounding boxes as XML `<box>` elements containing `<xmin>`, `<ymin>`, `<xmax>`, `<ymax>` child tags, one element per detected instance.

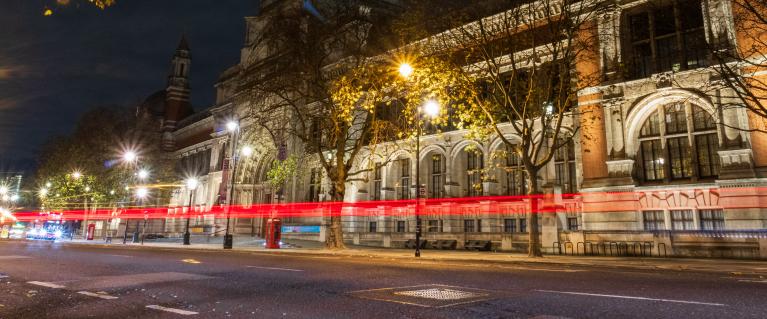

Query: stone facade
<box><xmin>160</xmin><ymin>0</ymin><xmax>767</xmax><ymax>258</ymax></box>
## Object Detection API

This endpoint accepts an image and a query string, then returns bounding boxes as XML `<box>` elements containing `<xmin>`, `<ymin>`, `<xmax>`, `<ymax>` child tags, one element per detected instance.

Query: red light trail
<box><xmin>8</xmin><ymin>187</ymin><xmax>767</xmax><ymax>222</ymax></box>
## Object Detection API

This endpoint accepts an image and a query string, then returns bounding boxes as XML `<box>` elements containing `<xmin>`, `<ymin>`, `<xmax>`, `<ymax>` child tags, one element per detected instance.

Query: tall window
<box><xmin>396</xmin><ymin>220</ymin><xmax>406</xmax><ymax>233</ymax></box>
<box><xmin>427</xmin><ymin>220</ymin><xmax>442</xmax><ymax>233</ymax></box>
<box><xmin>372</xmin><ymin>163</ymin><xmax>382</xmax><ymax>201</ymax></box>
<box><xmin>369</xmin><ymin>221</ymin><xmax>377</xmax><ymax>233</ymax></box>
<box><xmin>554</xmin><ymin>139</ymin><xmax>577</xmax><ymax>193</ymax></box>
<box><xmin>467</xmin><ymin>150</ymin><xmax>484</xmax><ymax>197</ymax></box>
<box><xmin>398</xmin><ymin>158</ymin><xmax>410</xmax><ymax>200</ymax></box>
<box><xmin>464</xmin><ymin>219</ymin><xmax>475</xmax><ymax>232</ymax></box>
<box><xmin>624</xmin><ymin>0</ymin><xmax>707</xmax><ymax>79</ymax></box>
<box><xmin>699</xmin><ymin>209</ymin><xmax>725</xmax><ymax>230</ymax></box>
<box><xmin>505</xmin><ymin>145</ymin><xmax>527</xmax><ymax>196</ymax></box>
<box><xmin>643</xmin><ymin>210</ymin><xmax>665</xmax><ymax>230</ymax></box>
<box><xmin>671</xmin><ymin>210</ymin><xmax>694</xmax><ymax>230</ymax></box>
<box><xmin>430</xmin><ymin>154</ymin><xmax>445</xmax><ymax>198</ymax></box>
<box><xmin>308</xmin><ymin>168</ymin><xmax>322</xmax><ymax>202</ymax></box>
<box><xmin>504</xmin><ymin>219</ymin><xmax>517</xmax><ymax>233</ymax></box>
<box><xmin>638</xmin><ymin>103</ymin><xmax>719</xmax><ymax>183</ymax></box>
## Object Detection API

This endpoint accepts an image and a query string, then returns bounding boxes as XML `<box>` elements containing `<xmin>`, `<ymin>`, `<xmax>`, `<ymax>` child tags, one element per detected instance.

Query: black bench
<box><xmin>404</xmin><ymin>239</ymin><xmax>428</xmax><ymax>249</ymax></box>
<box><xmin>429</xmin><ymin>240</ymin><xmax>457</xmax><ymax>250</ymax></box>
<box><xmin>464</xmin><ymin>240</ymin><xmax>492</xmax><ymax>251</ymax></box>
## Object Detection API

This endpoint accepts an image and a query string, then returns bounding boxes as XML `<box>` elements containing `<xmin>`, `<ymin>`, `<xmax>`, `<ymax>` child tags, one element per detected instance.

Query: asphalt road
<box><xmin>0</xmin><ymin>240</ymin><xmax>765</xmax><ymax>319</ymax></box>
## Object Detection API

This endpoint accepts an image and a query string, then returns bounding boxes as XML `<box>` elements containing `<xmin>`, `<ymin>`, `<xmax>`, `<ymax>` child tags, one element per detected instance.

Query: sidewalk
<box><xmin>12</xmin><ymin>237</ymin><xmax>767</xmax><ymax>276</ymax></box>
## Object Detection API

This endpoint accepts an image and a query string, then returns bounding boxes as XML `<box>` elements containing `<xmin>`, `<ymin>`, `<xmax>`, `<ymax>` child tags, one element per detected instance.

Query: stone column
<box><xmin>576</xmin><ymin>20</ymin><xmax>609</xmax><ymax>188</ymax></box>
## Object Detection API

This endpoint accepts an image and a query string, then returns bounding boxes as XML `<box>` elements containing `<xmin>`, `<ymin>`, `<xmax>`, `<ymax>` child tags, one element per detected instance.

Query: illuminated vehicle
<box><xmin>9</xmin><ymin>224</ymin><xmax>26</xmax><ymax>239</ymax></box>
<box><xmin>26</xmin><ymin>226</ymin><xmax>65</xmax><ymax>241</ymax></box>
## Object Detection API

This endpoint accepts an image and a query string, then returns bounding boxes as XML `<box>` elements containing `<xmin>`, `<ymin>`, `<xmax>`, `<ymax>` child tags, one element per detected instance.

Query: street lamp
<box><xmin>71</xmin><ymin>171</ymin><xmax>82</xmax><ymax>180</ymax></box>
<box><xmin>224</xmin><ymin>120</ymin><xmax>239</xmax><ymax>249</ymax></box>
<box><xmin>137</xmin><ymin>169</ymin><xmax>149</xmax><ymax>180</ymax></box>
<box><xmin>414</xmin><ymin>100</ymin><xmax>440</xmax><ymax>258</ymax></box>
<box><xmin>398</xmin><ymin>63</ymin><xmax>414</xmax><ymax>78</ymax></box>
<box><xmin>241</xmin><ymin>146</ymin><xmax>253</xmax><ymax>157</ymax></box>
<box><xmin>183</xmin><ymin>177</ymin><xmax>198</xmax><ymax>245</ymax></box>
<box><xmin>136</xmin><ymin>187</ymin><xmax>148</xmax><ymax>199</ymax></box>
<box><xmin>0</xmin><ymin>186</ymin><xmax>7</xmax><ymax>196</ymax></box>
<box><xmin>123</xmin><ymin>150</ymin><xmax>137</xmax><ymax>164</ymax></box>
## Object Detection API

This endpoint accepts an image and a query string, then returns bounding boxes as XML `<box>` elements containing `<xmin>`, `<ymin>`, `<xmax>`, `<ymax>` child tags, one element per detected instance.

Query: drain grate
<box><xmin>348</xmin><ymin>284</ymin><xmax>499</xmax><ymax>308</ymax></box>
<box><xmin>395</xmin><ymin>288</ymin><xmax>485</xmax><ymax>300</ymax></box>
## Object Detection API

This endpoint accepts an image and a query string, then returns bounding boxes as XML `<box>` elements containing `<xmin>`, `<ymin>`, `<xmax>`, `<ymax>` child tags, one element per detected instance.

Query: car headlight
<box><xmin>54</xmin><ymin>230</ymin><xmax>63</xmax><ymax>238</ymax></box>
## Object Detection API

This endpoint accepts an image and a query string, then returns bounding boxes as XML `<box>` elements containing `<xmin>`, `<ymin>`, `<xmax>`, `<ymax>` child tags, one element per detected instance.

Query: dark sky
<box><xmin>0</xmin><ymin>0</ymin><xmax>256</xmax><ymax>172</ymax></box>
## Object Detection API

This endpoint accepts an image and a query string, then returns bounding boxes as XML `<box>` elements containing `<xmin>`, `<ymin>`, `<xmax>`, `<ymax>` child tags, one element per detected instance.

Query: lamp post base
<box><xmin>183</xmin><ymin>232</ymin><xmax>191</xmax><ymax>245</ymax></box>
<box><xmin>223</xmin><ymin>234</ymin><xmax>233</xmax><ymax>249</ymax></box>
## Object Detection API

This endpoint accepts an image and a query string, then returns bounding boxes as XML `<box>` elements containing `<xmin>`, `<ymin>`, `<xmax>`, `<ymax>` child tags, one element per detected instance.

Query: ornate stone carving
<box><xmin>606</xmin><ymin>159</ymin><xmax>634</xmax><ymax>178</ymax></box>
<box><xmin>652</xmin><ymin>71</ymin><xmax>674</xmax><ymax>89</ymax></box>
<box><xmin>718</xmin><ymin>149</ymin><xmax>753</xmax><ymax>170</ymax></box>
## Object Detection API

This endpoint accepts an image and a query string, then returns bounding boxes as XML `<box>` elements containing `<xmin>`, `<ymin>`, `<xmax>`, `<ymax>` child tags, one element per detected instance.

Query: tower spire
<box><xmin>162</xmin><ymin>35</ymin><xmax>193</xmax><ymax>150</ymax></box>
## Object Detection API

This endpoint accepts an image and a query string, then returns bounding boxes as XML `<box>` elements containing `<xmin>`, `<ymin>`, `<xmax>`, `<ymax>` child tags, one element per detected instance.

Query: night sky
<box><xmin>0</xmin><ymin>0</ymin><xmax>256</xmax><ymax>172</ymax></box>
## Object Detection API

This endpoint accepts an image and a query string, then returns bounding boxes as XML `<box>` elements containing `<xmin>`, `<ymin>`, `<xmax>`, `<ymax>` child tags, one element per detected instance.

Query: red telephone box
<box><xmin>86</xmin><ymin>223</ymin><xmax>96</xmax><ymax>240</ymax></box>
<box><xmin>265</xmin><ymin>218</ymin><xmax>282</xmax><ymax>249</ymax></box>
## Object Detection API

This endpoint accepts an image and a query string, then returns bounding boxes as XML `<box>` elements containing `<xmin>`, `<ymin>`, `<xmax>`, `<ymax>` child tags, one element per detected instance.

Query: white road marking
<box><xmin>0</xmin><ymin>255</ymin><xmax>31</xmax><ymax>260</ymax></box>
<box><xmin>108</xmin><ymin>254</ymin><xmax>132</xmax><ymax>258</ymax></box>
<box><xmin>146</xmin><ymin>305</ymin><xmax>198</xmax><ymax>315</ymax></box>
<box><xmin>27</xmin><ymin>281</ymin><xmax>65</xmax><ymax>289</ymax></box>
<box><xmin>78</xmin><ymin>291</ymin><xmax>118</xmax><ymax>300</ymax></box>
<box><xmin>739</xmin><ymin>279</ymin><xmax>767</xmax><ymax>283</ymax></box>
<box><xmin>246</xmin><ymin>265</ymin><xmax>304</xmax><ymax>272</ymax></box>
<box><xmin>535</xmin><ymin>290</ymin><xmax>725</xmax><ymax>306</ymax></box>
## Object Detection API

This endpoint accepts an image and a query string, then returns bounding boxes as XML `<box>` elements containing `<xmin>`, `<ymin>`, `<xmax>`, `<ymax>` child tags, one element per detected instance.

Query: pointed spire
<box><xmin>177</xmin><ymin>34</ymin><xmax>190</xmax><ymax>51</ymax></box>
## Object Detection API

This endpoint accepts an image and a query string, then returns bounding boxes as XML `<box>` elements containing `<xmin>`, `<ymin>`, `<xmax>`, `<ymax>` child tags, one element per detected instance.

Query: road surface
<box><xmin>0</xmin><ymin>240</ymin><xmax>765</xmax><ymax>318</ymax></box>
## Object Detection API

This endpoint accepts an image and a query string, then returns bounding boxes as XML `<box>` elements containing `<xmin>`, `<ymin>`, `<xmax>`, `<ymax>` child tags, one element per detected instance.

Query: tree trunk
<box><xmin>325</xmin><ymin>180</ymin><xmax>346</xmax><ymax>249</ymax></box>
<box><xmin>527</xmin><ymin>173</ymin><xmax>543</xmax><ymax>257</ymax></box>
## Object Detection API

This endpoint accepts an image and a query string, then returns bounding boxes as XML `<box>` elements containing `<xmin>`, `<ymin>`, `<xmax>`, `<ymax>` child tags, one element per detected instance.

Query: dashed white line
<box><xmin>146</xmin><ymin>305</ymin><xmax>198</xmax><ymax>315</ymax></box>
<box><xmin>107</xmin><ymin>254</ymin><xmax>132</xmax><ymax>258</ymax></box>
<box><xmin>27</xmin><ymin>281</ymin><xmax>65</xmax><ymax>289</ymax></box>
<box><xmin>246</xmin><ymin>265</ymin><xmax>304</xmax><ymax>272</ymax></box>
<box><xmin>739</xmin><ymin>279</ymin><xmax>767</xmax><ymax>283</ymax></box>
<box><xmin>0</xmin><ymin>255</ymin><xmax>31</xmax><ymax>260</ymax></box>
<box><xmin>535</xmin><ymin>290</ymin><xmax>726</xmax><ymax>306</ymax></box>
<box><xmin>78</xmin><ymin>291</ymin><xmax>118</xmax><ymax>300</ymax></box>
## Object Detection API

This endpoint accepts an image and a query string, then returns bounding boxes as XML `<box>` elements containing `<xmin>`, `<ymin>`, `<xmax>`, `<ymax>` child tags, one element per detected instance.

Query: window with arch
<box><xmin>307</xmin><ymin>168</ymin><xmax>322</xmax><ymax>202</ymax></box>
<box><xmin>397</xmin><ymin>158</ymin><xmax>411</xmax><ymax>200</ymax></box>
<box><xmin>467</xmin><ymin>150</ymin><xmax>484</xmax><ymax>197</ymax></box>
<box><xmin>554</xmin><ymin>139</ymin><xmax>577</xmax><ymax>193</ymax></box>
<box><xmin>504</xmin><ymin>144</ymin><xmax>527</xmax><ymax>196</ymax></box>
<box><xmin>371</xmin><ymin>163</ymin><xmax>382</xmax><ymax>201</ymax></box>
<box><xmin>430</xmin><ymin>154</ymin><xmax>445</xmax><ymax>199</ymax></box>
<box><xmin>638</xmin><ymin>103</ymin><xmax>719</xmax><ymax>182</ymax></box>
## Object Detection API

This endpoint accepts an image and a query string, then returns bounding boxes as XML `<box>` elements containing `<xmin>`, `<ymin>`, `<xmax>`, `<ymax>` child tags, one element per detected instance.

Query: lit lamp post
<box><xmin>121</xmin><ymin>150</ymin><xmax>138</xmax><ymax>244</ymax></box>
<box><xmin>183</xmin><ymin>177</ymin><xmax>198</xmax><ymax>245</ymax></box>
<box><xmin>135</xmin><ymin>187</ymin><xmax>148</xmax><ymax>243</ymax></box>
<box><xmin>223</xmin><ymin>120</ymin><xmax>239</xmax><ymax>249</ymax></box>
<box><xmin>399</xmin><ymin>62</ymin><xmax>440</xmax><ymax>258</ymax></box>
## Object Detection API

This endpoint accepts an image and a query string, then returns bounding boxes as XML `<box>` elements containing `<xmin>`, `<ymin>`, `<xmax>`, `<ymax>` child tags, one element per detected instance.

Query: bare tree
<box><xmin>422</xmin><ymin>0</ymin><xmax>606</xmax><ymax>257</ymax></box>
<box><xmin>709</xmin><ymin>1</ymin><xmax>767</xmax><ymax>125</ymax></box>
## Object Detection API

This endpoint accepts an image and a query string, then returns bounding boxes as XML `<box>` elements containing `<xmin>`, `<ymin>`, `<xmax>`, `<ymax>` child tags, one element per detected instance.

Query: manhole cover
<box><xmin>395</xmin><ymin>288</ymin><xmax>485</xmax><ymax>300</ymax></box>
<box><xmin>348</xmin><ymin>284</ymin><xmax>498</xmax><ymax>308</ymax></box>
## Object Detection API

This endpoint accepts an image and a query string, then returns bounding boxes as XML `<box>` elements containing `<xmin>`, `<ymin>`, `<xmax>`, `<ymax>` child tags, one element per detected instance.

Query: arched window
<box><xmin>554</xmin><ymin>139</ymin><xmax>576</xmax><ymax>193</ymax></box>
<box><xmin>397</xmin><ymin>158</ymin><xmax>410</xmax><ymax>200</ymax></box>
<box><xmin>467</xmin><ymin>150</ymin><xmax>484</xmax><ymax>196</ymax></box>
<box><xmin>638</xmin><ymin>103</ymin><xmax>719</xmax><ymax>182</ymax></box>
<box><xmin>429</xmin><ymin>154</ymin><xmax>445</xmax><ymax>198</ymax></box>
<box><xmin>504</xmin><ymin>144</ymin><xmax>527</xmax><ymax>196</ymax></box>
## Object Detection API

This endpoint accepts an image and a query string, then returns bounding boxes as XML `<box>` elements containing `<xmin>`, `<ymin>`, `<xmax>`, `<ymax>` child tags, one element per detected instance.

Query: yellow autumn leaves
<box><xmin>44</xmin><ymin>0</ymin><xmax>115</xmax><ymax>16</ymax></box>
